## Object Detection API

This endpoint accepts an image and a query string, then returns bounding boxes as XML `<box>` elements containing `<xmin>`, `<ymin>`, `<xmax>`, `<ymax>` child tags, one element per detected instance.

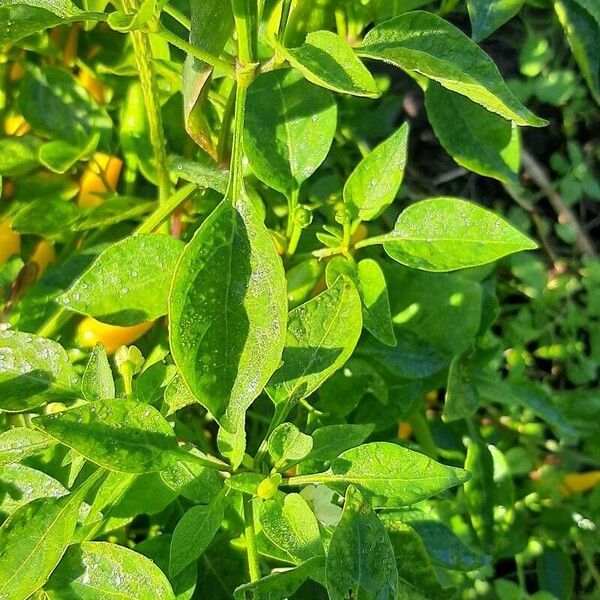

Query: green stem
<box><xmin>232</xmin><ymin>0</ymin><xmax>258</xmax><ymax>65</ymax></box>
<box><xmin>163</xmin><ymin>3</ymin><xmax>191</xmax><ymax>30</ymax></box>
<box><xmin>410</xmin><ymin>408</ymin><xmax>438</xmax><ymax>459</ymax></box>
<box><xmin>216</xmin><ymin>84</ymin><xmax>237</xmax><ymax>167</ymax></box>
<box><xmin>354</xmin><ymin>234</ymin><xmax>388</xmax><ymax>250</ymax></box>
<box><xmin>278</xmin><ymin>0</ymin><xmax>293</xmax><ymax>40</ymax></box>
<box><xmin>158</xmin><ymin>26</ymin><xmax>236</xmax><ymax>76</ymax></box>
<box><xmin>243</xmin><ymin>497</ymin><xmax>261</xmax><ymax>582</ymax></box>
<box><xmin>123</xmin><ymin>3</ymin><xmax>171</xmax><ymax>207</ymax></box>
<box><xmin>135</xmin><ymin>183</ymin><xmax>196</xmax><ymax>234</ymax></box>
<box><xmin>286</xmin><ymin>188</ymin><xmax>299</xmax><ymax>238</ymax></box>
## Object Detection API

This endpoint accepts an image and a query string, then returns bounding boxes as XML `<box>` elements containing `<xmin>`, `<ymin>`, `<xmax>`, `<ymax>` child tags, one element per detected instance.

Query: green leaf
<box><xmin>304</xmin><ymin>423</ymin><xmax>374</xmax><ymax>465</ymax></box>
<box><xmin>12</xmin><ymin>198</ymin><xmax>79</xmax><ymax>238</ymax></box>
<box><xmin>233</xmin><ymin>557</ymin><xmax>324</xmax><ymax>600</ymax></box>
<box><xmin>81</xmin><ymin>344</ymin><xmax>115</xmax><ymax>402</ymax></box>
<box><xmin>0</xmin><ymin>329</ymin><xmax>79</xmax><ymax>412</ymax></box>
<box><xmin>169</xmin><ymin>197</ymin><xmax>287</xmax><ymax>433</ymax></box>
<box><xmin>268</xmin><ymin>423</ymin><xmax>313</xmax><ymax>467</ymax></box>
<box><xmin>169</xmin><ymin>492</ymin><xmax>225</xmax><ymax>576</ymax></box>
<box><xmin>363</xmin><ymin>197</ymin><xmax>537</xmax><ymax>272</ymax></box>
<box><xmin>33</xmin><ymin>399</ymin><xmax>180</xmax><ymax>473</ymax></box>
<box><xmin>425</xmin><ymin>83</ymin><xmax>520</xmax><ymax>183</ymax></box>
<box><xmin>169</xmin><ymin>155</ymin><xmax>228</xmax><ymax>194</ymax></box>
<box><xmin>383</xmin><ymin>518</ymin><xmax>454</xmax><ymax>599</ymax></box>
<box><xmin>443</xmin><ymin>349</ymin><xmax>479</xmax><ymax>422</ymax></box>
<box><xmin>38</xmin><ymin>134</ymin><xmax>99</xmax><ymax>175</ymax></box>
<box><xmin>0</xmin><ymin>473</ymin><xmax>96</xmax><ymax>600</ymax></box>
<box><xmin>343</xmin><ymin>123</ymin><xmax>409</xmax><ymax>221</ymax></box>
<box><xmin>555</xmin><ymin>0</ymin><xmax>600</xmax><ymax>104</ymax></box>
<box><xmin>260</xmin><ymin>493</ymin><xmax>323</xmax><ymax>563</ymax></box>
<box><xmin>266</xmin><ymin>276</ymin><xmax>362</xmax><ymax>409</ymax></box>
<box><xmin>0</xmin><ymin>135</ymin><xmax>40</xmax><ymax>177</ymax></box>
<box><xmin>288</xmin><ymin>442</ymin><xmax>469</xmax><ymax>508</ymax></box>
<box><xmin>160</xmin><ymin>458</ymin><xmax>223</xmax><ymax>504</ymax></box>
<box><xmin>45</xmin><ymin>541</ymin><xmax>175</xmax><ymax>599</ymax></box>
<box><xmin>283</xmin><ymin>30</ymin><xmax>379</xmax><ymax>98</ymax></box>
<box><xmin>0</xmin><ymin>428</ymin><xmax>53</xmax><ymax>467</ymax></box>
<box><xmin>382</xmin><ymin>510</ymin><xmax>489</xmax><ymax>571</ymax></box>
<box><xmin>286</xmin><ymin>258</ymin><xmax>324</xmax><ymax>310</ymax></box>
<box><xmin>326</xmin><ymin>257</ymin><xmax>396</xmax><ymax>346</ymax></box>
<box><xmin>0</xmin><ymin>1</ymin><xmax>104</xmax><ymax>44</ymax></box>
<box><xmin>183</xmin><ymin>0</ymin><xmax>234</xmax><ymax>155</ymax></box>
<box><xmin>60</xmin><ymin>234</ymin><xmax>184</xmax><ymax>326</ymax></box>
<box><xmin>537</xmin><ymin>545</ymin><xmax>575</xmax><ymax>600</ymax></box>
<box><xmin>0</xmin><ymin>464</ymin><xmax>67</xmax><ymax>518</ymax></box>
<box><xmin>163</xmin><ymin>374</ymin><xmax>198</xmax><ymax>416</ymax></box>
<box><xmin>244</xmin><ymin>69</ymin><xmax>337</xmax><ymax>195</ymax></box>
<box><xmin>19</xmin><ymin>66</ymin><xmax>112</xmax><ymax>148</ymax></box>
<box><xmin>358</xmin><ymin>11</ymin><xmax>546</xmax><ymax>126</ymax></box>
<box><xmin>467</xmin><ymin>0</ymin><xmax>524</xmax><ymax>41</ymax></box>
<box><xmin>326</xmin><ymin>486</ymin><xmax>398</xmax><ymax>600</ymax></box>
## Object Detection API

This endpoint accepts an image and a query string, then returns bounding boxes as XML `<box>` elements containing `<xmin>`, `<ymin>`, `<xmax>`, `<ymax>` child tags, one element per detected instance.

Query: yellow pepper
<box><xmin>30</xmin><ymin>240</ymin><xmax>56</xmax><ymax>279</ymax></box>
<box><xmin>397</xmin><ymin>422</ymin><xmax>413</xmax><ymax>440</ymax></box>
<box><xmin>0</xmin><ymin>218</ymin><xmax>21</xmax><ymax>266</ymax></box>
<box><xmin>78</xmin><ymin>69</ymin><xmax>105</xmax><ymax>104</ymax></box>
<box><xmin>3</xmin><ymin>113</ymin><xmax>31</xmax><ymax>137</ymax></box>
<box><xmin>78</xmin><ymin>153</ymin><xmax>123</xmax><ymax>208</ymax></box>
<box><xmin>559</xmin><ymin>471</ymin><xmax>600</xmax><ymax>497</ymax></box>
<box><xmin>77</xmin><ymin>317</ymin><xmax>154</xmax><ymax>355</ymax></box>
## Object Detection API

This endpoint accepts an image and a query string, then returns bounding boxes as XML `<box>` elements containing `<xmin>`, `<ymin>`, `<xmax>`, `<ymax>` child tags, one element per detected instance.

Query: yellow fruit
<box><xmin>8</xmin><ymin>62</ymin><xmax>25</xmax><ymax>82</ymax></box>
<box><xmin>351</xmin><ymin>223</ymin><xmax>368</xmax><ymax>246</ymax></box>
<box><xmin>78</xmin><ymin>153</ymin><xmax>123</xmax><ymax>208</ymax></box>
<box><xmin>0</xmin><ymin>218</ymin><xmax>21</xmax><ymax>266</ymax></box>
<box><xmin>559</xmin><ymin>471</ymin><xmax>600</xmax><ymax>497</ymax></box>
<box><xmin>77</xmin><ymin>317</ymin><xmax>154</xmax><ymax>355</ymax></box>
<box><xmin>4</xmin><ymin>113</ymin><xmax>30</xmax><ymax>136</ymax></box>
<box><xmin>78</xmin><ymin>69</ymin><xmax>105</xmax><ymax>104</ymax></box>
<box><xmin>30</xmin><ymin>240</ymin><xmax>56</xmax><ymax>279</ymax></box>
<box><xmin>397</xmin><ymin>422</ymin><xmax>413</xmax><ymax>440</ymax></box>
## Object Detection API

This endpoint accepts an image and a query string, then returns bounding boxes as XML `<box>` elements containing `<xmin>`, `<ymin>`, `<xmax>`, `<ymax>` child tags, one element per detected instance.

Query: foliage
<box><xmin>0</xmin><ymin>0</ymin><xmax>598</xmax><ymax>598</ymax></box>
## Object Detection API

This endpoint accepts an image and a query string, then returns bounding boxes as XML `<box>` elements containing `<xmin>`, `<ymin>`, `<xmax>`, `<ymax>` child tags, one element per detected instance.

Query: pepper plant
<box><xmin>0</xmin><ymin>0</ymin><xmax>597</xmax><ymax>598</ymax></box>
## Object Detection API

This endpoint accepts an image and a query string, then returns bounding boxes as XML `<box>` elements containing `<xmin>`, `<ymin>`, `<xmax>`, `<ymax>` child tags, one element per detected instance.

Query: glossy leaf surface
<box><xmin>169</xmin><ymin>198</ymin><xmax>287</xmax><ymax>432</ymax></box>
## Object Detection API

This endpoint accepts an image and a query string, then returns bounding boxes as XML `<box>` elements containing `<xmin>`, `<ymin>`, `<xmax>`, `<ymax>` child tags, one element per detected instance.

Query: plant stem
<box><xmin>158</xmin><ymin>26</ymin><xmax>236</xmax><ymax>76</ymax></box>
<box><xmin>162</xmin><ymin>3</ymin><xmax>191</xmax><ymax>30</ymax></box>
<box><xmin>286</xmin><ymin>188</ymin><xmax>299</xmax><ymax>238</ymax></box>
<box><xmin>135</xmin><ymin>182</ymin><xmax>196</xmax><ymax>234</ymax></box>
<box><xmin>232</xmin><ymin>0</ymin><xmax>258</xmax><ymax>65</ymax></box>
<box><xmin>123</xmin><ymin>0</ymin><xmax>171</xmax><ymax>207</ymax></box>
<box><xmin>243</xmin><ymin>497</ymin><xmax>261</xmax><ymax>582</ymax></box>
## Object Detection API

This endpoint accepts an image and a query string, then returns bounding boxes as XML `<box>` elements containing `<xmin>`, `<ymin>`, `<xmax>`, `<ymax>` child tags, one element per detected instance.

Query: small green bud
<box><xmin>294</xmin><ymin>205</ymin><xmax>313</xmax><ymax>228</ymax></box>
<box><xmin>257</xmin><ymin>473</ymin><xmax>282</xmax><ymax>500</ymax></box>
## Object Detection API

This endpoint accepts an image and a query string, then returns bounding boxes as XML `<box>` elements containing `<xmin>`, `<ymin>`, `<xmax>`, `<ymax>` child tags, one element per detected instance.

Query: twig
<box><xmin>521</xmin><ymin>149</ymin><xmax>597</xmax><ymax>258</ymax></box>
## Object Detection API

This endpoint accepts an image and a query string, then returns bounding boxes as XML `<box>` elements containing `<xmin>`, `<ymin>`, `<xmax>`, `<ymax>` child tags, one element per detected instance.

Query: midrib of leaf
<box><xmin>376</xmin><ymin>234</ymin><xmax>529</xmax><ymax>246</ymax></box>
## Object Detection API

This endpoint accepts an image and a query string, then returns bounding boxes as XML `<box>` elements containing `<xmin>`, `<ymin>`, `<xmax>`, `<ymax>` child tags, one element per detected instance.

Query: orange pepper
<box><xmin>77</xmin><ymin>317</ymin><xmax>154</xmax><ymax>354</ymax></box>
<box><xmin>78</xmin><ymin>153</ymin><xmax>123</xmax><ymax>208</ymax></box>
<box><xmin>351</xmin><ymin>223</ymin><xmax>368</xmax><ymax>246</ymax></box>
<box><xmin>8</xmin><ymin>62</ymin><xmax>25</xmax><ymax>82</ymax></box>
<box><xmin>0</xmin><ymin>218</ymin><xmax>21</xmax><ymax>266</ymax></box>
<box><xmin>559</xmin><ymin>471</ymin><xmax>600</xmax><ymax>497</ymax></box>
<box><xmin>30</xmin><ymin>240</ymin><xmax>56</xmax><ymax>279</ymax></box>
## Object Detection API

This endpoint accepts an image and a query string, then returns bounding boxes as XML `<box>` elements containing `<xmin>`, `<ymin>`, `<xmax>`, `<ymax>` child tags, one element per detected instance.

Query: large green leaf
<box><xmin>425</xmin><ymin>83</ymin><xmax>520</xmax><ymax>183</ymax></box>
<box><xmin>19</xmin><ymin>66</ymin><xmax>112</xmax><ymax>148</ymax></box>
<box><xmin>0</xmin><ymin>428</ymin><xmax>53</xmax><ymax>467</ymax></box>
<box><xmin>45</xmin><ymin>541</ymin><xmax>175</xmax><ymax>599</ymax></box>
<box><xmin>60</xmin><ymin>234</ymin><xmax>184</xmax><ymax>326</ymax></box>
<box><xmin>0</xmin><ymin>473</ymin><xmax>95</xmax><ymax>600</ymax></box>
<box><xmin>326</xmin><ymin>486</ymin><xmax>398</xmax><ymax>600</ymax></box>
<box><xmin>33</xmin><ymin>399</ymin><xmax>180</xmax><ymax>473</ymax></box>
<box><xmin>160</xmin><ymin>458</ymin><xmax>223</xmax><ymax>504</ymax></box>
<box><xmin>260</xmin><ymin>493</ymin><xmax>323</xmax><ymax>563</ymax></box>
<box><xmin>303</xmin><ymin>423</ymin><xmax>374</xmax><ymax>465</ymax></box>
<box><xmin>169</xmin><ymin>197</ymin><xmax>287</xmax><ymax>433</ymax></box>
<box><xmin>555</xmin><ymin>0</ymin><xmax>600</xmax><ymax>104</ymax></box>
<box><xmin>360</xmin><ymin>197</ymin><xmax>537</xmax><ymax>272</ymax></box>
<box><xmin>233</xmin><ymin>557</ymin><xmax>323</xmax><ymax>600</ymax></box>
<box><xmin>268</xmin><ymin>423</ymin><xmax>313</xmax><ymax>467</ymax></box>
<box><xmin>326</xmin><ymin>257</ymin><xmax>396</xmax><ymax>346</ymax></box>
<box><xmin>0</xmin><ymin>136</ymin><xmax>40</xmax><ymax>177</ymax></box>
<box><xmin>287</xmin><ymin>442</ymin><xmax>469</xmax><ymax>508</ymax></box>
<box><xmin>244</xmin><ymin>69</ymin><xmax>337</xmax><ymax>195</ymax></box>
<box><xmin>0</xmin><ymin>330</ymin><xmax>79</xmax><ymax>412</ymax></box>
<box><xmin>266</xmin><ymin>276</ymin><xmax>362</xmax><ymax>410</ymax></box>
<box><xmin>467</xmin><ymin>0</ymin><xmax>524</xmax><ymax>41</ymax></box>
<box><xmin>283</xmin><ymin>30</ymin><xmax>379</xmax><ymax>97</ymax></box>
<box><xmin>169</xmin><ymin>492</ymin><xmax>225</xmax><ymax>576</ymax></box>
<box><xmin>358</xmin><ymin>11</ymin><xmax>546</xmax><ymax>126</ymax></box>
<box><xmin>0</xmin><ymin>1</ymin><xmax>104</xmax><ymax>44</ymax></box>
<box><xmin>343</xmin><ymin>123</ymin><xmax>409</xmax><ymax>221</ymax></box>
